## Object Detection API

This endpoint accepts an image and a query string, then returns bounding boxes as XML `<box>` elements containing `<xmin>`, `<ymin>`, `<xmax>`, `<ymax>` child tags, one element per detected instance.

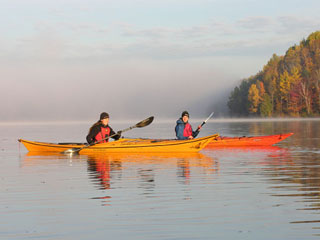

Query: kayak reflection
<box><xmin>86</xmin><ymin>152</ymin><xmax>219</xmax><ymax>191</ymax></box>
<box><xmin>204</xmin><ymin>145</ymin><xmax>293</xmax><ymax>166</ymax></box>
<box><xmin>21</xmin><ymin>151</ymin><xmax>218</xmax><ymax>206</ymax></box>
<box><xmin>21</xmin><ymin>151</ymin><xmax>87</xmax><ymax>167</ymax></box>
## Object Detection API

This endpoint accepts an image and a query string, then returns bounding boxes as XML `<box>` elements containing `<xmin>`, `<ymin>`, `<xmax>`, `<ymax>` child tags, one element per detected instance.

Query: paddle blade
<box><xmin>61</xmin><ymin>148</ymin><xmax>81</xmax><ymax>154</ymax></box>
<box><xmin>136</xmin><ymin>116</ymin><xmax>154</xmax><ymax>128</ymax></box>
<box><xmin>204</xmin><ymin>112</ymin><xmax>214</xmax><ymax>123</ymax></box>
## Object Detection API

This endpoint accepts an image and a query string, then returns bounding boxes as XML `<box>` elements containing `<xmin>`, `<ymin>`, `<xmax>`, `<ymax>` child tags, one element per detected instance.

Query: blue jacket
<box><xmin>175</xmin><ymin>118</ymin><xmax>199</xmax><ymax>140</ymax></box>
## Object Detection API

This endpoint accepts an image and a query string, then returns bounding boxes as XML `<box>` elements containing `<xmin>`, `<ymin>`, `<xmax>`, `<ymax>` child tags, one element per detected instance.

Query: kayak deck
<box><xmin>206</xmin><ymin>132</ymin><xmax>293</xmax><ymax>147</ymax></box>
<box><xmin>18</xmin><ymin>134</ymin><xmax>219</xmax><ymax>153</ymax></box>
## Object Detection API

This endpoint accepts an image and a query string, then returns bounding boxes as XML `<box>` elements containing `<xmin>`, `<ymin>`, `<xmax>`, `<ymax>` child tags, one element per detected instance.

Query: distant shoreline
<box><xmin>1</xmin><ymin>117</ymin><xmax>320</xmax><ymax>126</ymax></box>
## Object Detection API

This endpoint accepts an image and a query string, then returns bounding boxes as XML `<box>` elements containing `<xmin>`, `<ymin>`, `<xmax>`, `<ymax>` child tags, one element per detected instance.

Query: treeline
<box><xmin>228</xmin><ymin>31</ymin><xmax>320</xmax><ymax>117</ymax></box>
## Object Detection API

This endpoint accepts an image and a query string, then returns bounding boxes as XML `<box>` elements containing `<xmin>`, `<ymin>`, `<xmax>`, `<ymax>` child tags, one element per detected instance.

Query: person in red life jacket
<box><xmin>175</xmin><ymin>111</ymin><xmax>201</xmax><ymax>140</ymax></box>
<box><xmin>86</xmin><ymin>112</ymin><xmax>121</xmax><ymax>144</ymax></box>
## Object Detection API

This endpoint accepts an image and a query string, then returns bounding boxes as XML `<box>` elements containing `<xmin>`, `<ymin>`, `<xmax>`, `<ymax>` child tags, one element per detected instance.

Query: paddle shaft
<box><xmin>197</xmin><ymin>112</ymin><xmax>214</xmax><ymax>131</ymax></box>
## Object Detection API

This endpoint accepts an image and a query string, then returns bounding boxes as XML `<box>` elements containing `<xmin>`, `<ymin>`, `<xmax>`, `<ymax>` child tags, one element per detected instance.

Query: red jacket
<box><xmin>86</xmin><ymin>123</ymin><xmax>120</xmax><ymax>144</ymax></box>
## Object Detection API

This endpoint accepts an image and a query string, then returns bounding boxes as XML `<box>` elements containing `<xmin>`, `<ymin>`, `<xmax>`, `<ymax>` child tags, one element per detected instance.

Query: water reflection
<box><xmin>137</xmin><ymin>169</ymin><xmax>155</xmax><ymax>195</ymax></box>
<box><xmin>272</xmin><ymin>157</ymin><xmax>320</xmax><ymax>229</ymax></box>
<box><xmin>262</xmin><ymin>151</ymin><xmax>320</xmax><ymax>222</ymax></box>
<box><xmin>85</xmin><ymin>152</ymin><xmax>218</xmax><ymax>201</ymax></box>
<box><xmin>21</xmin><ymin>151</ymin><xmax>87</xmax><ymax>167</ymax></box>
<box><xmin>21</xmin><ymin>152</ymin><xmax>218</xmax><ymax>190</ymax></box>
<box><xmin>87</xmin><ymin>156</ymin><xmax>122</xmax><ymax>190</ymax></box>
<box><xmin>204</xmin><ymin>145</ymin><xmax>291</xmax><ymax>163</ymax></box>
<box><xmin>209</xmin><ymin>145</ymin><xmax>320</xmax><ymax>230</ymax></box>
<box><xmin>177</xmin><ymin>159</ymin><xmax>191</xmax><ymax>185</ymax></box>
<box><xmin>24</xmin><ymin>146</ymin><xmax>320</xmax><ymax>226</ymax></box>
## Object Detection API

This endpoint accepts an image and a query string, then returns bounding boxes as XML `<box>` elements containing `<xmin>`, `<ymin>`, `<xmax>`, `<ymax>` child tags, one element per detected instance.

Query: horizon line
<box><xmin>1</xmin><ymin>117</ymin><xmax>320</xmax><ymax>126</ymax></box>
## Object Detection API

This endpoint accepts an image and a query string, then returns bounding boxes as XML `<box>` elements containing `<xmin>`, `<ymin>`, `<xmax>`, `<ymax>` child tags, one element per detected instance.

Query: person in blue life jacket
<box><xmin>175</xmin><ymin>111</ymin><xmax>202</xmax><ymax>140</ymax></box>
<box><xmin>86</xmin><ymin>112</ymin><xmax>121</xmax><ymax>144</ymax></box>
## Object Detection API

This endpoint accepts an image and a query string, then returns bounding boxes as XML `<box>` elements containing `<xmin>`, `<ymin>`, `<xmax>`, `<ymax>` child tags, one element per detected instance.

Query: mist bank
<box><xmin>0</xmin><ymin>88</ymin><xmax>230</xmax><ymax>122</ymax></box>
<box><xmin>0</xmin><ymin>58</ymin><xmax>236</xmax><ymax>122</ymax></box>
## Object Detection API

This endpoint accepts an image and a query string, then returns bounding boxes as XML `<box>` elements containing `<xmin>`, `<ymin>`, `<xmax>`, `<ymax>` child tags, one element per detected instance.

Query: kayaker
<box><xmin>175</xmin><ymin>111</ymin><xmax>201</xmax><ymax>140</ymax></box>
<box><xmin>86</xmin><ymin>112</ymin><xmax>121</xmax><ymax>144</ymax></box>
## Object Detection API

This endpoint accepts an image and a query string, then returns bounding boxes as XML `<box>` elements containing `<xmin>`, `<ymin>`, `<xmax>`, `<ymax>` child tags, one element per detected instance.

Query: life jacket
<box><xmin>94</xmin><ymin>127</ymin><xmax>111</xmax><ymax>143</ymax></box>
<box><xmin>183</xmin><ymin>123</ymin><xmax>193</xmax><ymax>137</ymax></box>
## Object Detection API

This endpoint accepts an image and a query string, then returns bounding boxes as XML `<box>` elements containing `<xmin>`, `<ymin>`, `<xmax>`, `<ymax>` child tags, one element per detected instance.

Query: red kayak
<box><xmin>206</xmin><ymin>133</ymin><xmax>293</xmax><ymax>148</ymax></box>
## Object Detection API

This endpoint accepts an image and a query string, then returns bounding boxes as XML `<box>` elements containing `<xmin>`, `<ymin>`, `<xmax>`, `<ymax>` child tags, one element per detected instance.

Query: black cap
<box><xmin>100</xmin><ymin>112</ymin><xmax>109</xmax><ymax>120</ymax></box>
<box><xmin>181</xmin><ymin>111</ymin><xmax>189</xmax><ymax>117</ymax></box>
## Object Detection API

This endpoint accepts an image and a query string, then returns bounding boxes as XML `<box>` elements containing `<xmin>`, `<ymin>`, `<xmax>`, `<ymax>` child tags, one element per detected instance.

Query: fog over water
<box><xmin>1</xmin><ymin>59</ymin><xmax>236</xmax><ymax>122</ymax></box>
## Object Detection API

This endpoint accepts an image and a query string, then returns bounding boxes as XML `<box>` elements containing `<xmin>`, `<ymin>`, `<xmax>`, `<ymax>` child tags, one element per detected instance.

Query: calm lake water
<box><xmin>1</xmin><ymin>118</ymin><xmax>320</xmax><ymax>240</ymax></box>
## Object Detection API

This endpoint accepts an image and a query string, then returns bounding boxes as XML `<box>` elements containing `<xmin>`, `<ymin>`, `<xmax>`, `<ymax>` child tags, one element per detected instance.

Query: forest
<box><xmin>228</xmin><ymin>31</ymin><xmax>320</xmax><ymax>117</ymax></box>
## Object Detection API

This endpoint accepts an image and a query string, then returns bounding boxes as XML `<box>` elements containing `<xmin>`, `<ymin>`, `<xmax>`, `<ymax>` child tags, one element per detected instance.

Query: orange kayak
<box><xmin>206</xmin><ymin>133</ymin><xmax>293</xmax><ymax>148</ymax></box>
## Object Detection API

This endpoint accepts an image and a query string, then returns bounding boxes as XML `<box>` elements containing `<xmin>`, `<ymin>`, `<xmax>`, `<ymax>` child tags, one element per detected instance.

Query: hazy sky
<box><xmin>1</xmin><ymin>0</ymin><xmax>320</xmax><ymax>121</ymax></box>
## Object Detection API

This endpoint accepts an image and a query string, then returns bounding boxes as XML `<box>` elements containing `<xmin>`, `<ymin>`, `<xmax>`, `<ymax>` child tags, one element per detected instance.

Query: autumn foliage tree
<box><xmin>228</xmin><ymin>31</ymin><xmax>320</xmax><ymax>117</ymax></box>
<box><xmin>248</xmin><ymin>83</ymin><xmax>260</xmax><ymax>113</ymax></box>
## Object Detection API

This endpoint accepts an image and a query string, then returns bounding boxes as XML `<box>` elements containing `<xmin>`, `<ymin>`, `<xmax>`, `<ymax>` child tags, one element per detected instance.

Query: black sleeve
<box><xmin>86</xmin><ymin>125</ymin><xmax>100</xmax><ymax>144</ymax></box>
<box><xmin>192</xmin><ymin>129</ymin><xmax>200</xmax><ymax>138</ymax></box>
<box><xmin>109</xmin><ymin>126</ymin><xmax>121</xmax><ymax>141</ymax></box>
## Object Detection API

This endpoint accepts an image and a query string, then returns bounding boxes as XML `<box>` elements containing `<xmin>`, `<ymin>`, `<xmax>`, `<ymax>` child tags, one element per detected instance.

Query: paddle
<box><xmin>196</xmin><ymin>112</ymin><xmax>214</xmax><ymax>133</ymax></box>
<box><xmin>62</xmin><ymin>116</ymin><xmax>154</xmax><ymax>154</ymax></box>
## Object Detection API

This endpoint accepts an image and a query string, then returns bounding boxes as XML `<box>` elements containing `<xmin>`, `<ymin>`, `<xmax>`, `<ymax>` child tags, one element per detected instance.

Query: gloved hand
<box><xmin>117</xmin><ymin>131</ymin><xmax>122</xmax><ymax>136</ymax></box>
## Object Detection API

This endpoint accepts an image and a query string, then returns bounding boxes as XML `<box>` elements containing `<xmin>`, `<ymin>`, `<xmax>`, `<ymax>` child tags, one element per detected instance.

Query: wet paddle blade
<box><xmin>62</xmin><ymin>148</ymin><xmax>81</xmax><ymax>154</ymax></box>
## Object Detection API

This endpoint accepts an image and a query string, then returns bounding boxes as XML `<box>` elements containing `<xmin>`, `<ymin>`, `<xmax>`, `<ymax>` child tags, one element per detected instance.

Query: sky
<box><xmin>1</xmin><ymin>0</ymin><xmax>320</xmax><ymax>121</ymax></box>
